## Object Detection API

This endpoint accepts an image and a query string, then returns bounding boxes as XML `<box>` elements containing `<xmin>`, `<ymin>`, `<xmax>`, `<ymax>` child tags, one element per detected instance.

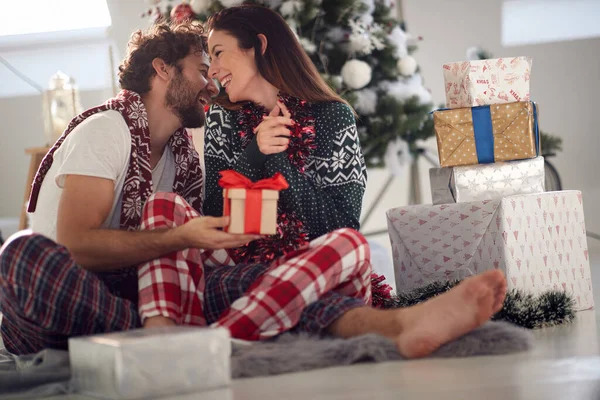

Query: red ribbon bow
<box><xmin>219</xmin><ymin>170</ymin><xmax>289</xmax><ymax>234</ymax></box>
<box><xmin>218</xmin><ymin>170</ymin><xmax>289</xmax><ymax>191</ymax></box>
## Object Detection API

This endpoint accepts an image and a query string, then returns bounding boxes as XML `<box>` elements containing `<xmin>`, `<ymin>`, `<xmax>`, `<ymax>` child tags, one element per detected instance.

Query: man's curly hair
<box><xmin>118</xmin><ymin>21</ymin><xmax>208</xmax><ymax>95</ymax></box>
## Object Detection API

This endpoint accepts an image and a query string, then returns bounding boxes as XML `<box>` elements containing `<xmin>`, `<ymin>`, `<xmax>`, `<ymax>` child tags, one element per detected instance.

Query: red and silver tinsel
<box><xmin>232</xmin><ymin>93</ymin><xmax>316</xmax><ymax>264</ymax></box>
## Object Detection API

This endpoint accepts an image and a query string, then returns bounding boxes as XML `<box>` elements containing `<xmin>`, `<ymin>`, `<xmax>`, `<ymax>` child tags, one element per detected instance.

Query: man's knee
<box><xmin>0</xmin><ymin>232</ymin><xmax>66</xmax><ymax>291</ymax></box>
<box><xmin>1</xmin><ymin>232</ymin><xmax>49</xmax><ymax>276</ymax></box>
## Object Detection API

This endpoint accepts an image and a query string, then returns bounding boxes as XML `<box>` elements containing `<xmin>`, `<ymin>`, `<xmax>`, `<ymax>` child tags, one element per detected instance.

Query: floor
<box><xmin>46</xmin><ymin>237</ymin><xmax>600</xmax><ymax>400</ymax></box>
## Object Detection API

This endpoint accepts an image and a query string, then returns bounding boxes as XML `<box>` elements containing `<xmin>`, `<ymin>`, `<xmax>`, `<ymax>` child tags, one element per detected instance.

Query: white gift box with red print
<box><xmin>443</xmin><ymin>56</ymin><xmax>532</xmax><ymax>109</ymax></box>
<box><xmin>386</xmin><ymin>191</ymin><xmax>594</xmax><ymax>311</ymax></box>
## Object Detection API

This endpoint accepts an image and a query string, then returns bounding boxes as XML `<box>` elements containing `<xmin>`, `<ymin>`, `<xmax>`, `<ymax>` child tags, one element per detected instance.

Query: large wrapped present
<box><xmin>430</xmin><ymin>156</ymin><xmax>545</xmax><ymax>205</ymax></box>
<box><xmin>386</xmin><ymin>191</ymin><xmax>594</xmax><ymax>311</ymax></box>
<box><xmin>443</xmin><ymin>56</ymin><xmax>532</xmax><ymax>108</ymax></box>
<box><xmin>433</xmin><ymin>101</ymin><xmax>539</xmax><ymax>167</ymax></box>
<box><xmin>219</xmin><ymin>170</ymin><xmax>289</xmax><ymax>235</ymax></box>
<box><xmin>69</xmin><ymin>327</ymin><xmax>231</xmax><ymax>400</ymax></box>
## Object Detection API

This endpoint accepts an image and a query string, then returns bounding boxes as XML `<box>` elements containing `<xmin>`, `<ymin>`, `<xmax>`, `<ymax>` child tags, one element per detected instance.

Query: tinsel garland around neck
<box><xmin>231</xmin><ymin>93</ymin><xmax>316</xmax><ymax>264</ymax></box>
<box><xmin>237</xmin><ymin>92</ymin><xmax>316</xmax><ymax>173</ymax></box>
<box><xmin>371</xmin><ymin>274</ymin><xmax>576</xmax><ymax>329</ymax></box>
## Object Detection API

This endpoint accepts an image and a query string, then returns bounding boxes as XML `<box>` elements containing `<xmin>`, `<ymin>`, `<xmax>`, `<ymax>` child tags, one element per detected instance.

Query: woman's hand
<box><xmin>255</xmin><ymin>100</ymin><xmax>294</xmax><ymax>155</ymax></box>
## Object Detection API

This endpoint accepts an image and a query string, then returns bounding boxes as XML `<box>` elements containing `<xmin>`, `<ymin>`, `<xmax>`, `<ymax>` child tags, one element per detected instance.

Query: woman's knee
<box><xmin>327</xmin><ymin>228</ymin><xmax>370</xmax><ymax>264</ymax></box>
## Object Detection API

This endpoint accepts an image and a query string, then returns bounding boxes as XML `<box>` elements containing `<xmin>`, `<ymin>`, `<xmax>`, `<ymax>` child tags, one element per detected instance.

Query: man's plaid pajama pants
<box><xmin>0</xmin><ymin>193</ymin><xmax>371</xmax><ymax>355</ymax></box>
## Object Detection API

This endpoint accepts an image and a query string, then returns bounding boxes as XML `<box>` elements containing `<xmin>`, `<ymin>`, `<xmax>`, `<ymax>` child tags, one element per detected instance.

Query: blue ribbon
<box><xmin>471</xmin><ymin>101</ymin><xmax>539</xmax><ymax>163</ymax></box>
<box><xmin>434</xmin><ymin>101</ymin><xmax>540</xmax><ymax>163</ymax></box>
<box><xmin>471</xmin><ymin>106</ymin><xmax>495</xmax><ymax>164</ymax></box>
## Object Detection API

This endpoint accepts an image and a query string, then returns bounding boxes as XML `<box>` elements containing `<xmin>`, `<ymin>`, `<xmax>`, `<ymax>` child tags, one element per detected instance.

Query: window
<box><xmin>0</xmin><ymin>0</ymin><xmax>115</xmax><ymax>98</ymax></box>
<box><xmin>502</xmin><ymin>0</ymin><xmax>600</xmax><ymax>46</ymax></box>
<box><xmin>0</xmin><ymin>0</ymin><xmax>111</xmax><ymax>37</ymax></box>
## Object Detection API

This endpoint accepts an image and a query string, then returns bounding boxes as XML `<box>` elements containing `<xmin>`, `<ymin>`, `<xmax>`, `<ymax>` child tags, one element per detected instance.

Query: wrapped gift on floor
<box><xmin>69</xmin><ymin>327</ymin><xmax>231</xmax><ymax>400</ymax></box>
<box><xmin>386</xmin><ymin>191</ymin><xmax>594</xmax><ymax>311</ymax></box>
<box><xmin>430</xmin><ymin>156</ymin><xmax>545</xmax><ymax>205</ymax></box>
<box><xmin>443</xmin><ymin>56</ymin><xmax>532</xmax><ymax>108</ymax></box>
<box><xmin>219</xmin><ymin>170</ymin><xmax>289</xmax><ymax>235</ymax></box>
<box><xmin>434</xmin><ymin>101</ymin><xmax>539</xmax><ymax>167</ymax></box>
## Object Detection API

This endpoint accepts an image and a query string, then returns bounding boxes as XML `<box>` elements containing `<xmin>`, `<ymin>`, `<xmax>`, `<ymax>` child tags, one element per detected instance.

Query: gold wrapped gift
<box><xmin>433</xmin><ymin>101</ymin><xmax>539</xmax><ymax>167</ymax></box>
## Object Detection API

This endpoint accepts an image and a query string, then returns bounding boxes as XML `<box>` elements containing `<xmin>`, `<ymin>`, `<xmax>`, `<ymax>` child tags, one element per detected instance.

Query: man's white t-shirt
<box><xmin>30</xmin><ymin>110</ymin><xmax>176</xmax><ymax>241</ymax></box>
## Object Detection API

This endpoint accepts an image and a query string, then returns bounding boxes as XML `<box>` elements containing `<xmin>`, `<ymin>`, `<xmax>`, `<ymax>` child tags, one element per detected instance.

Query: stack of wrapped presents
<box><xmin>386</xmin><ymin>56</ymin><xmax>594</xmax><ymax>310</ymax></box>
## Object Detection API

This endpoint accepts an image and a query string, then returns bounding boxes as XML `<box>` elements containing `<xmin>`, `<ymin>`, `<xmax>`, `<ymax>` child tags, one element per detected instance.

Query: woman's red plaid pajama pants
<box><xmin>138</xmin><ymin>193</ymin><xmax>372</xmax><ymax>340</ymax></box>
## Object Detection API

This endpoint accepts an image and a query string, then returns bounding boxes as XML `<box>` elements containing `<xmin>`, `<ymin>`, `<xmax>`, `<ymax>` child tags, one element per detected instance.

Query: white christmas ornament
<box><xmin>388</xmin><ymin>26</ymin><xmax>408</xmax><ymax>59</ymax></box>
<box><xmin>220</xmin><ymin>0</ymin><xmax>245</xmax><ymax>6</ymax></box>
<box><xmin>190</xmin><ymin>0</ymin><xmax>210</xmax><ymax>14</ymax></box>
<box><xmin>341</xmin><ymin>59</ymin><xmax>372</xmax><ymax>90</ymax></box>
<box><xmin>280</xmin><ymin>0</ymin><xmax>303</xmax><ymax>17</ymax></box>
<box><xmin>354</xmin><ymin>88</ymin><xmax>377</xmax><ymax>115</ymax></box>
<box><xmin>397</xmin><ymin>55</ymin><xmax>417</xmax><ymax>76</ymax></box>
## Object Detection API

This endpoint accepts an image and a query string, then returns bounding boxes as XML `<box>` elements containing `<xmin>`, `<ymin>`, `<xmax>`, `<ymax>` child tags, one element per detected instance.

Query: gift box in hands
<box><xmin>219</xmin><ymin>170</ymin><xmax>289</xmax><ymax>235</ymax></box>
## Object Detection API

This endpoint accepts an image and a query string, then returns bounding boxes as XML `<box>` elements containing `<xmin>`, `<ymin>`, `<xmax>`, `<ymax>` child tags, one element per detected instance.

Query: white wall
<box><xmin>0</xmin><ymin>89</ymin><xmax>112</xmax><ymax>218</ymax></box>
<box><xmin>105</xmin><ymin>0</ymin><xmax>148</xmax><ymax>60</ymax></box>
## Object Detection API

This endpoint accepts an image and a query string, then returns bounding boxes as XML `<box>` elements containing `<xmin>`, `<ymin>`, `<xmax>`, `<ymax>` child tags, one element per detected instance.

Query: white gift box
<box><xmin>430</xmin><ymin>157</ymin><xmax>545</xmax><ymax>205</ymax></box>
<box><xmin>69</xmin><ymin>327</ymin><xmax>231</xmax><ymax>399</ymax></box>
<box><xmin>443</xmin><ymin>56</ymin><xmax>532</xmax><ymax>109</ymax></box>
<box><xmin>387</xmin><ymin>191</ymin><xmax>593</xmax><ymax>310</ymax></box>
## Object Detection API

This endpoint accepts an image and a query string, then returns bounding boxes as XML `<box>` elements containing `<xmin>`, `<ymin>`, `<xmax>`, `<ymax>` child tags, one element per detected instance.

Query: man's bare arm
<box><xmin>56</xmin><ymin>175</ymin><xmax>258</xmax><ymax>272</ymax></box>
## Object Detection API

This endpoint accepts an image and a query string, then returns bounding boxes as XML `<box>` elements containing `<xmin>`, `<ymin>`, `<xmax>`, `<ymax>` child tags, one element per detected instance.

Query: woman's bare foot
<box><xmin>395</xmin><ymin>269</ymin><xmax>507</xmax><ymax>359</ymax></box>
<box><xmin>143</xmin><ymin>315</ymin><xmax>176</xmax><ymax>328</ymax></box>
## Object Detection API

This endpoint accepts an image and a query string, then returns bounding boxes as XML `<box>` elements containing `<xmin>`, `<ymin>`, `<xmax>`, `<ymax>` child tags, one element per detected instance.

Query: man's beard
<box><xmin>165</xmin><ymin>71</ymin><xmax>205</xmax><ymax>129</ymax></box>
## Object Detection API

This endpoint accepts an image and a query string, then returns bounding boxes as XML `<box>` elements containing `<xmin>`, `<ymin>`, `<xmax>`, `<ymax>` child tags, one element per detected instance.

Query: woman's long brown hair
<box><xmin>206</xmin><ymin>4</ymin><xmax>353</xmax><ymax>112</ymax></box>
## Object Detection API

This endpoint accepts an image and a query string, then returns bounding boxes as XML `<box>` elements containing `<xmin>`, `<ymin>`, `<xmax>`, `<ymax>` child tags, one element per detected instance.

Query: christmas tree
<box><xmin>143</xmin><ymin>0</ymin><xmax>435</xmax><ymax>167</ymax></box>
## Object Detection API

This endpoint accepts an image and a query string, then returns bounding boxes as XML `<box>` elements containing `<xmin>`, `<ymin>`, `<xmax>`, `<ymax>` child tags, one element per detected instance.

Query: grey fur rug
<box><xmin>232</xmin><ymin>321</ymin><xmax>533</xmax><ymax>378</ymax></box>
<box><xmin>0</xmin><ymin>321</ymin><xmax>532</xmax><ymax>398</ymax></box>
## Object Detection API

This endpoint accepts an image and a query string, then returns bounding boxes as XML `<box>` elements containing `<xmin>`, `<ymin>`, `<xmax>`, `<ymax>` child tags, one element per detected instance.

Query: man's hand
<box><xmin>255</xmin><ymin>100</ymin><xmax>294</xmax><ymax>155</ymax></box>
<box><xmin>55</xmin><ymin>175</ymin><xmax>260</xmax><ymax>271</ymax></box>
<box><xmin>176</xmin><ymin>216</ymin><xmax>260</xmax><ymax>249</ymax></box>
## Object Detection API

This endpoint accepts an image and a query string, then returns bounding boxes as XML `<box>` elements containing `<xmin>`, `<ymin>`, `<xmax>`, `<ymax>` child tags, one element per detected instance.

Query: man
<box><xmin>0</xmin><ymin>21</ymin><xmax>507</xmax><ymax>359</ymax></box>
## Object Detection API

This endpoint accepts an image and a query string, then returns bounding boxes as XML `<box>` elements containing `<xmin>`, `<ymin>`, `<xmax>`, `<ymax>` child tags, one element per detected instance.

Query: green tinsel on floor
<box><xmin>376</xmin><ymin>278</ymin><xmax>576</xmax><ymax>329</ymax></box>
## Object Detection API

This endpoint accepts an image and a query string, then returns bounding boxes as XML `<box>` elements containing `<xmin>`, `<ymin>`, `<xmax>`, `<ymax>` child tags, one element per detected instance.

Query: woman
<box><xmin>203</xmin><ymin>4</ymin><xmax>367</xmax><ymax>264</ymax></box>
